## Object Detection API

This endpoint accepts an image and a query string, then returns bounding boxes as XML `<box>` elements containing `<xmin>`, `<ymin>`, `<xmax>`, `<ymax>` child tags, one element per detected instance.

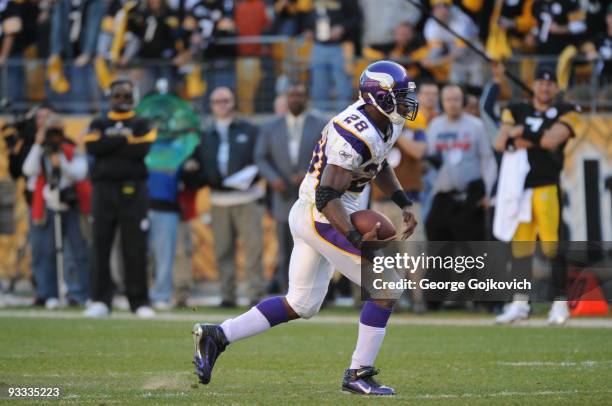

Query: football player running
<box><xmin>192</xmin><ymin>60</ymin><xmax>419</xmax><ymax>396</ymax></box>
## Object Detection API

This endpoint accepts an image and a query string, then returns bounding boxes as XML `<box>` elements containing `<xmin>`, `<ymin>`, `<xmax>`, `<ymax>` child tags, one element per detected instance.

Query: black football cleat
<box><xmin>342</xmin><ymin>366</ymin><xmax>396</xmax><ymax>396</ymax></box>
<box><xmin>192</xmin><ymin>323</ymin><xmax>229</xmax><ymax>384</ymax></box>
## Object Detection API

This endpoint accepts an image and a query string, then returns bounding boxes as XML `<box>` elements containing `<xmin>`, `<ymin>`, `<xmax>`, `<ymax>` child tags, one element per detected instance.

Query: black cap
<box><xmin>534</xmin><ymin>66</ymin><xmax>557</xmax><ymax>82</ymax></box>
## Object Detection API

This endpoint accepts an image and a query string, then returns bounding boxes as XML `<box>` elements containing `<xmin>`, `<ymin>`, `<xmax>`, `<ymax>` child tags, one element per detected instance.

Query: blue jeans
<box><xmin>0</xmin><ymin>58</ymin><xmax>25</xmax><ymax>111</ymax></box>
<box><xmin>310</xmin><ymin>43</ymin><xmax>353</xmax><ymax>111</ymax></box>
<box><xmin>51</xmin><ymin>0</ymin><xmax>105</xmax><ymax>57</ymax></box>
<box><xmin>47</xmin><ymin>64</ymin><xmax>97</xmax><ymax>113</ymax></box>
<box><xmin>29</xmin><ymin>208</ymin><xmax>90</xmax><ymax>302</ymax></box>
<box><xmin>148</xmin><ymin>210</ymin><xmax>180</xmax><ymax>302</ymax></box>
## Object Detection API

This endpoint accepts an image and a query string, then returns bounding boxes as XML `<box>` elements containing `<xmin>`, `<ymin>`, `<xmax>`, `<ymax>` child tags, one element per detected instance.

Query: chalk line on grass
<box><xmin>1</xmin><ymin>309</ymin><xmax>611</xmax><ymax>328</ymax></box>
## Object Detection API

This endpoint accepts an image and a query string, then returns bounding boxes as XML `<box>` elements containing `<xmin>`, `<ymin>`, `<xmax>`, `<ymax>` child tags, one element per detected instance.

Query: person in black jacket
<box><xmin>83</xmin><ymin>79</ymin><xmax>157</xmax><ymax>318</ymax></box>
<box><xmin>191</xmin><ymin>86</ymin><xmax>265</xmax><ymax>307</ymax></box>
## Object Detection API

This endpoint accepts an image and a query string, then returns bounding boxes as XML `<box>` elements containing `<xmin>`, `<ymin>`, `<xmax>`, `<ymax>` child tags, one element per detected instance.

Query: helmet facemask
<box><xmin>362</xmin><ymin>83</ymin><xmax>419</xmax><ymax>125</ymax></box>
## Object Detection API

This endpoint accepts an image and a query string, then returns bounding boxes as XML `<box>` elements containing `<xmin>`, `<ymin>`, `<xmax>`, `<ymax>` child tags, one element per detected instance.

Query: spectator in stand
<box><xmin>83</xmin><ymin>79</ymin><xmax>157</xmax><ymax>318</ymax></box>
<box><xmin>255</xmin><ymin>83</ymin><xmax>326</xmax><ymax>294</ymax></box>
<box><xmin>116</xmin><ymin>0</ymin><xmax>189</xmax><ymax>93</ymax></box>
<box><xmin>422</xmin><ymin>0</ymin><xmax>484</xmax><ymax>86</ymax></box>
<box><xmin>271</xmin><ymin>0</ymin><xmax>310</xmax><ymax>36</ymax></box>
<box><xmin>359</xmin><ymin>0</ymin><xmax>421</xmax><ymax>51</ymax></box>
<box><xmin>47</xmin><ymin>0</ymin><xmax>106</xmax><ymax>110</ymax></box>
<box><xmin>304</xmin><ymin>0</ymin><xmax>361</xmax><ymax>111</ymax></box>
<box><xmin>191</xmin><ymin>87</ymin><xmax>265</xmax><ymax>307</ymax></box>
<box><xmin>362</xmin><ymin>21</ymin><xmax>430</xmax><ymax>81</ymax></box>
<box><xmin>235</xmin><ymin>0</ymin><xmax>270</xmax><ymax>114</ymax></box>
<box><xmin>454</xmin><ymin>0</ymin><xmax>495</xmax><ymax>42</ymax></box>
<box><xmin>527</xmin><ymin>0</ymin><xmax>586</xmax><ymax>57</ymax></box>
<box><xmin>184</xmin><ymin>0</ymin><xmax>237</xmax><ymax>104</ymax></box>
<box><xmin>0</xmin><ymin>0</ymin><xmax>27</xmax><ymax>109</ymax></box>
<box><xmin>21</xmin><ymin>115</ymin><xmax>91</xmax><ymax>309</ymax></box>
<box><xmin>584</xmin><ymin>0</ymin><xmax>609</xmax><ymax>37</ymax></box>
<box><xmin>496</xmin><ymin>0</ymin><xmax>537</xmax><ymax>50</ymax></box>
<box><xmin>584</xmin><ymin>3</ymin><xmax>612</xmax><ymax>101</ymax></box>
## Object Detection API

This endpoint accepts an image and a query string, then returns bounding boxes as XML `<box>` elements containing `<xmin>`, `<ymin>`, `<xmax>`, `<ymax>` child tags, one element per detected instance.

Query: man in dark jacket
<box><xmin>194</xmin><ymin>86</ymin><xmax>265</xmax><ymax>307</ymax></box>
<box><xmin>83</xmin><ymin>79</ymin><xmax>157</xmax><ymax>318</ymax></box>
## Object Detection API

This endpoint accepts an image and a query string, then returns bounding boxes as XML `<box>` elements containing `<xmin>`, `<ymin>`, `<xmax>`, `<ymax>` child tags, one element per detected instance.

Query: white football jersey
<box><xmin>299</xmin><ymin>100</ymin><xmax>404</xmax><ymax>223</ymax></box>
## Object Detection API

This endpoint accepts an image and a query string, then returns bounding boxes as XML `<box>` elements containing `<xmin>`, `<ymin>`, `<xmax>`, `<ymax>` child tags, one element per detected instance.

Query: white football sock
<box><xmin>220</xmin><ymin>307</ymin><xmax>271</xmax><ymax>343</ymax></box>
<box><xmin>512</xmin><ymin>293</ymin><xmax>530</xmax><ymax>303</ymax></box>
<box><xmin>350</xmin><ymin>322</ymin><xmax>386</xmax><ymax>369</ymax></box>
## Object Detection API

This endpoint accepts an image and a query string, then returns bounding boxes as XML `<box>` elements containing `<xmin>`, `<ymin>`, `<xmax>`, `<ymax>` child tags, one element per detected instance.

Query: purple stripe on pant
<box><xmin>256</xmin><ymin>296</ymin><xmax>289</xmax><ymax>326</ymax></box>
<box><xmin>314</xmin><ymin>221</ymin><xmax>361</xmax><ymax>256</ymax></box>
<box><xmin>360</xmin><ymin>301</ymin><xmax>392</xmax><ymax>328</ymax></box>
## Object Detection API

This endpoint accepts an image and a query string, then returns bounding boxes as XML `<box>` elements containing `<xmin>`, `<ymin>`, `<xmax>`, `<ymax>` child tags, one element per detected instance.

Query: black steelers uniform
<box><xmin>85</xmin><ymin>111</ymin><xmax>157</xmax><ymax>311</ymax></box>
<box><xmin>501</xmin><ymin>101</ymin><xmax>580</xmax><ymax>299</ymax></box>
<box><xmin>499</xmin><ymin>0</ymin><xmax>536</xmax><ymax>42</ymax></box>
<box><xmin>501</xmin><ymin>101</ymin><xmax>581</xmax><ymax>257</ymax></box>
<box><xmin>183</xmin><ymin>0</ymin><xmax>235</xmax><ymax>58</ymax></box>
<box><xmin>531</xmin><ymin>0</ymin><xmax>586</xmax><ymax>55</ymax></box>
<box><xmin>126</xmin><ymin>8</ymin><xmax>184</xmax><ymax>59</ymax></box>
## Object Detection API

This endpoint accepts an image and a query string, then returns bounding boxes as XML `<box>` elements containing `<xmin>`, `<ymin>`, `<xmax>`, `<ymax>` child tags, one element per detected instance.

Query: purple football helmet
<box><xmin>359</xmin><ymin>60</ymin><xmax>418</xmax><ymax>124</ymax></box>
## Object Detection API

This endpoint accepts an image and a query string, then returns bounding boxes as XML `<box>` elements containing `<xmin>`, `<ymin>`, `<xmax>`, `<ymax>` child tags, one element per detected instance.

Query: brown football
<box><xmin>350</xmin><ymin>210</ymin><xmax>396</xmax><ymax>240</ymax></box>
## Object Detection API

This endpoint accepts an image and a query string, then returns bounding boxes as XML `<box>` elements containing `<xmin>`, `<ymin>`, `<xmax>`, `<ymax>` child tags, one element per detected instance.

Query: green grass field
<box><xmin>1</xmin><ymin>309</ymin><xmax>612</xmax><ymax>405</ymax></box>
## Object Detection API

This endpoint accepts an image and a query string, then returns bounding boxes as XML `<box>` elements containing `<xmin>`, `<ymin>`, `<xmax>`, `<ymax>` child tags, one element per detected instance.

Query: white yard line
<box><xmin>410</xmin><ymin>389</ymin><xmax>612</xmax><ymax>400</ymax></box>
<box><xmin>498</xmin><ymin>360</ymin><xmax>612</xmax><ymax>367</ymax></box>
<box><xmin>32</xmin><ymin>388</ymin><xmax>612</xmax><ymax>402</ymax></box>
<box><xmin>0</xmin><ymin>309</ymin><xmax>611</xmax><ymax>328</ymax></box>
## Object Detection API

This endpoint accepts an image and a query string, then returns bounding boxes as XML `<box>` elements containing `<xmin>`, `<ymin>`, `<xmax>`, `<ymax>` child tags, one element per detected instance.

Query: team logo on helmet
<box><xmin>363</xmin><ymin>70</ymin><xmax>395</xmax><ymax>90</ymax></box>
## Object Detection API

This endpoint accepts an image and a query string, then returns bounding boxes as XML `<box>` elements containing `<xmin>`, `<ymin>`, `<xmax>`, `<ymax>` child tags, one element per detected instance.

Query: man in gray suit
<box><xmin>255</xmin><ymin>84</ymin><xmax>327</xmax><ymax>293</ymax></box>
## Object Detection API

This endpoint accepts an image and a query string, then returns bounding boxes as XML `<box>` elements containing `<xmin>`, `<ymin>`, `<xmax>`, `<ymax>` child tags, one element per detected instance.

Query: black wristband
<box><xmin>346</xmin><ymin>229</ymin><xmax>363</xmax><ymax>249</ymax></box>
<box><xmin>391</xmin><ymin>190</ymin><xmax>413</xmax><ymax>209</ymax></box>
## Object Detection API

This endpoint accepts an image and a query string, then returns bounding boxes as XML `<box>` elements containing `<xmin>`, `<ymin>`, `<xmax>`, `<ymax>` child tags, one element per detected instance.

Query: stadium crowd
<box><xmin>0</xmin><ymin>0</ymin><xmax>610</xmax><ymax>112</ymax></box>
<box><xmin>0</xmin><ymin>0</ymin><xmax>609</xmax><ymax>319</ymax></box>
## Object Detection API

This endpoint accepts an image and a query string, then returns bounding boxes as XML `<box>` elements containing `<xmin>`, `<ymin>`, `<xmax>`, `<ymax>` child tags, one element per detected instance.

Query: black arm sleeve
<box><xmin>481</xmin><ymin>82</ymin><xmax>500</xmax><ymax>126</ymax></box>
<box><xmin>85</xmin><ymin>118</ymin><xmax>128</xmax><ymax>156</ymax></box>
<box><xmin>118</xmin><ymin>118</ymin><xmax>155</xmax><ymax>159</ymax></box>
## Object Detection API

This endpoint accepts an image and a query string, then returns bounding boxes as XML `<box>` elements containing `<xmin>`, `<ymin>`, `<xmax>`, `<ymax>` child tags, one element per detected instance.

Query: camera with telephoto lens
<box><xmin>0</xmin><ymin>104</ymin><xmax>36</xmax><ymax>150</ymax></box>
<box><xmin>43</xmin><ymin>127</ymin><xmax>65</xmax><ymax>153</ymax></box>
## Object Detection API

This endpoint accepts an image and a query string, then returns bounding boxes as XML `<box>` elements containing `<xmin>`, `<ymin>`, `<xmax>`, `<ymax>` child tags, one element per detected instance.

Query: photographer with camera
<box><xmin>21</xmin><ymin>115</ymin><xmax>91</xmax><ymax>309</ymax></box>
<box><xmin>4</xmin><ymin>104</ymin><xmax>55</xmax><ymax>183</ymax></box>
